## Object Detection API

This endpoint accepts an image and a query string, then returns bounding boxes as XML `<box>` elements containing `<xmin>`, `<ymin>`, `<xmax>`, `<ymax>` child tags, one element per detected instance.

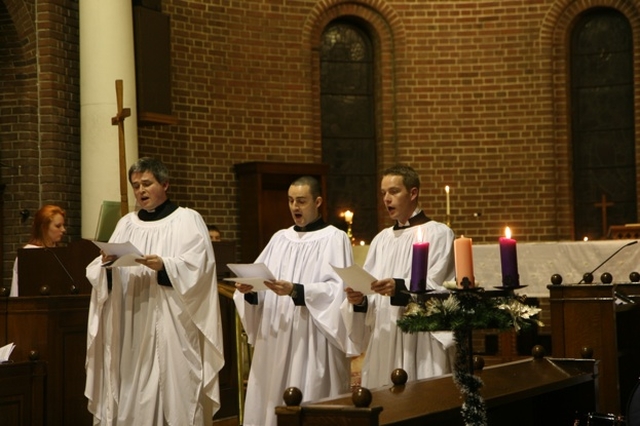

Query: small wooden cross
<box><xmin>594</xmin><ymin>193</ymin><xmax>614</xmax><ymax>237</ymax></box>
<box><xmin>111</xmin><ymin>80</ymin><xmax>131</xmax><ymax>217</ymax></box>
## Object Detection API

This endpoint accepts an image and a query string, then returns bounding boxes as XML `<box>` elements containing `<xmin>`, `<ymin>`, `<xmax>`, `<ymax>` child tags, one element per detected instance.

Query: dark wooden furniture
<box><xmin>548</xmin><ymin>283</ymin><xmax>640</xmax><ymax>415</ymax></box>
<box><xmin>234</xmin><ymin>162</ymin><xmax>329</xmax><ymax>263</ymax></box>
<box><xmin>276</xmin><ymin>357</ymin><xmax>598</xmax><ymax>426</ymax></box>
<box><xmin>17</xmin><ymin>239</ymin><xmax>99</xmax><ymax>296</ymax></box>
<box><xmin>608</xmin><ymin>224</ymin><xmax>640</xmax><ymax>240</ymax></box>
<box><xmin>3</xmin><ymin>295</ymin><xmax>93</xmax><ymax>425</ymax></box>
<box><xmin>0</xmin><ymin>361</ymin><xmax>46</xmax><ymax>426</ymax></box>
<box><xmin>0</xmin><ymin>239</ymin><xmax>99</xmax><ymax>425</ymax></box>
<box><xmin>212</xmin><ymin>241</ymin><xmax>243</xmax><ymax>422</ymax></box>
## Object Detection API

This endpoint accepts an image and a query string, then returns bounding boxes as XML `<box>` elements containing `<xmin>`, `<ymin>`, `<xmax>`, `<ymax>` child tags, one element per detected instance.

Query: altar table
<box><xmin>473</xmin><ymin>239</ymin><xmax>640</xmax><ymax>298</ymax></box>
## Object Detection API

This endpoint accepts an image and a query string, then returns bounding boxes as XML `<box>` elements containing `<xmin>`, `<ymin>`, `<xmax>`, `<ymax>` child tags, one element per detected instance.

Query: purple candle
<box><xmin>499</xmin><ymin>227</ymin><xmax>519</xmax><ymax>287</ymax></box>
<box><xmin>410</xmin><ymin>241</ymin><xmax>429</xmax><ymax>292</ymax></box>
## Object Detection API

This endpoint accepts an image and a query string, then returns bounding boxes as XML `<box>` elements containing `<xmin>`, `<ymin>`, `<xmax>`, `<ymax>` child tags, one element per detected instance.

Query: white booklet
<box><xmin>0</xmin><ymin>342</ymin><xmax>15</xmax><ymax>362</ymax></box>
<box><xmin>92</xmin><ymin>241</ymin><xmax>144</xmax><ymax>267</ymax></box>
<box><xmin>224</xmin><ymin>263</ymin><xmax>276</xmax><ymax>291</ymax></box>
<box><xmin>331</xmin><ymin>264</ymin><xmax>377</xmax><ymax>295</ymax></box>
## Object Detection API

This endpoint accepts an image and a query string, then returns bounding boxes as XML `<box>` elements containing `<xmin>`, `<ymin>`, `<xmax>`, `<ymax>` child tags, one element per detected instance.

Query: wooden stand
<box><xmin>234</xmin><ymin>162</ymin><xmax>328</xmax><ymax>263</ymax></box>
<box><xmin>2</xmin><ymin>295</ymin><xmax>93</xmax><ymax>425</ymax></box>
<box><xmin>0</xmin><ymin>361</ymin><xmax>46</xmax><ymax>426</ymax></box>
<box><xmin>17</xmin><ymin>239</ymin><xmax>99</xmax><ymax>295</ymax></box>
<box><xmin>548</xmin><ymin>283</ymin><xmax>640</xmax><ymax>415</ymax></box>
<box><xmin>276</xmin><ymin>357</ymin><xmax>598</xmax><ymax>426</ymax></box>
<box><xmin>0</xmin><ymin>239</ymin><xmax>99</xmax><ymax>425</ymax></box>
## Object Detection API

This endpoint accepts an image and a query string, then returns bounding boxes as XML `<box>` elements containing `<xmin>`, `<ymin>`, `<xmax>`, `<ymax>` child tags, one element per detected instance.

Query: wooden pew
<box><xmin>276</xmin><ymin>357</ymin><xmax>598</xmax><ymax>426</ymax></box>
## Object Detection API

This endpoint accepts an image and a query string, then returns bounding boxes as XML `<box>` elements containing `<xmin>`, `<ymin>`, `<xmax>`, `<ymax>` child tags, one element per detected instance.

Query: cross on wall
<box><xmin>594</xmin><ymin>193</ymin><xmax>614</xmax><ymax>238</ymax></box>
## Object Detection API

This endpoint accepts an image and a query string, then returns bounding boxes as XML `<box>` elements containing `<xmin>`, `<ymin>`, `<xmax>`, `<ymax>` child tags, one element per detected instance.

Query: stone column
<box><xmin>80</xmin><ymin>0</ymin><xmax>139</xmax><ymax>238</ymax></box>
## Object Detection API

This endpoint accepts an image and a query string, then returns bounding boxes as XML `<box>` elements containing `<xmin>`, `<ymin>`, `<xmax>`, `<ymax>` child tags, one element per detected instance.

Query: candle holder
<box><xmin>457</xmin><ymin>276</ymin><xmax>475</xmax><ymax>290</ymax></box>
<box><xmin>347</xmin><ymin>223</ymin><xmax>353</xmax><ymax>240</ymax></box>
<box><xmin>402</xmin><ymin>288</ymin><xmax>434</xmax><ymax>308</ymax></box>
<box><xmin>493</xmin><ymin>284</ymin><xmax>528</xmax><ymax>290</ymax></box>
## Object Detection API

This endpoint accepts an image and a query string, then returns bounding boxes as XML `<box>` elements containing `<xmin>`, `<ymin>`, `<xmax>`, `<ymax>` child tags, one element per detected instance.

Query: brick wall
<box><xmin>2</xmin><ymin>0</ymin><xmax>640</xmax><ymax>290</ymax></box>
<box><xmin>0</xmin><ymin>0</ymin><xmax>80</xmax><ymax>289</ymax></box>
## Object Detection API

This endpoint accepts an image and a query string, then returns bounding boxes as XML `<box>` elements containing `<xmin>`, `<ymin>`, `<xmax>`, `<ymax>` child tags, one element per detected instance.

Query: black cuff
<box><xmin>107</xmin><ymin>268</ymin><xmax>113</xmax><ymax>292</ymax></box>
<box><xmin>244</xmin><ymin>292</ymin><xmax>259</xmax><ymax>305</ymax></box>
<box><xmin>290</xmin><ymin>283</ymin><xmax>305</xmax><ymax>306</ymax></box>
<box><xmin>353</xmin><ymin>296</ymin><xmax>368</xmax><ymax>313</ymax></box>
<box><xmin>157</xmin><ymin>268</ymin><xmax>173</xmax><ymax>287</ymax></box>
<box><xmin>390</xmin><ymin>279</ymin><xmax>410</xmax><ymax>306</ymax></box>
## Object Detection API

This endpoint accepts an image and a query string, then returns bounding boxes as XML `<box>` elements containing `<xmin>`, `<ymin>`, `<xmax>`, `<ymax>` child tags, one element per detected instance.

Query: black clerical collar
<box><xmin>393</xmin><ymin>210</ymin><xmax>431</xmax><ymax>230</ymax></box>
<box><xmin>293</xmin><ymin>217</ymin><xmax>328</xmax><ymax>232</ymax></box>
<box><xmin>138</xmin><ymin>199</ymin><xmax>178</xmax><ymax>222</ymax></box>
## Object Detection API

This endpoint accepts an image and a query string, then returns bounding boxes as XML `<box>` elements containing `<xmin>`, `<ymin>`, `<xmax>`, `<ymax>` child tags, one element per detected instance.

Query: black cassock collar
<box><xmin>138</xmin><ymin>199</ymin><xmax>178</xmax><ymax>222</ymax></box>
<box><xmin>393</xmin><ymin>210</ymin><xmax>431</xmax><ymax>230</ymax></box>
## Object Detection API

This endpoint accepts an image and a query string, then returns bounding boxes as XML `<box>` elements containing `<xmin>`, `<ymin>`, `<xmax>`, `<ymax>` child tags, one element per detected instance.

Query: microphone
<box><xmin>44</xmin><ymin>247</ymin><xmax>78</xmax><ymax>293</ymax></box>
<box><xmin>578</xmin><ymin>240</ymin><xmax>638</xmax><ymax>284</ymax></box>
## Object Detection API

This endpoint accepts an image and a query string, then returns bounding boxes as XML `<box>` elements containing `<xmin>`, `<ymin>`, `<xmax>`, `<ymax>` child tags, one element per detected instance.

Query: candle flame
<box><xmin>445</xmin><ymin>185</ymin><xmax>450</xmax><ymax>193</ymax></box>
<box><xmin>505</xmin><ymin>226</ymin><xmax>512</xmax><ymax>239</ymax></box>
<box><xmin>416</xmin><ymin>226</ymin><xmax>424</xmax><ymax>242</ymax></box>
<box><xmin>359</xmin><ymin>240</ymin><xmax>365</xmax><ymax>246</ymax></box>
<box><xmin>583</xmin><ymin>236</ymin><xmax>589</xmax><ymax>242</ymax></box>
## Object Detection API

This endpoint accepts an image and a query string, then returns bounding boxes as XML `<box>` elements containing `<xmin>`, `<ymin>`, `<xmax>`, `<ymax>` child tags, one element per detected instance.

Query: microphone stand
<box><xmin>44</xmin><ymin>247</ymin><xmax>78</xmax><ymax>294</ymax></box>
<box><xmin>578</xmin><ymin>240</ymin><xmax>638</xmax><ymax>284</ymax></box>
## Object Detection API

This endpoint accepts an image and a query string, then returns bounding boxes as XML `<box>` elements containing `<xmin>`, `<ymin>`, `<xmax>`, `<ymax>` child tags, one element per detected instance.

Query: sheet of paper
<box><xmin>0</xmin><ymin>342</ymin><xmax>15</xmax><ymax>362</ymax></box>
<box><xmin>225</xmin><ymin>263</ymin><xmax>276</xmax><ymax>291</ymax></box>
<box><xmin>92</xmin><ymin>241</ymin><xmax>144</xmax><ymax>267</ymax></box>
<box><xmin>331</xmin><ymin>264</ymin><xmax>377</xmax><ymax>295</ymax></box>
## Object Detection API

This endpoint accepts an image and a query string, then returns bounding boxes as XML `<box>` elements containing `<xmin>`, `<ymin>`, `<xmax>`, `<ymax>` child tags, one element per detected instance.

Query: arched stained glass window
<box><xmin>321</xmin><ymin>20</ymin><xmax>377</xmax><ymax>243</ymax></box>
<box><xmin>571</xmin><ymin>8</ymin><xmax>636</xmax><ymax>239</ymax></box>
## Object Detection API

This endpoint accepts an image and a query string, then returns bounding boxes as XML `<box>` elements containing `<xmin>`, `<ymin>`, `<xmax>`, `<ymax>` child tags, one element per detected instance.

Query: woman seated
<box><xmin>10</xmin><ymin>205</ymin><xmax>67</xmax><ymax>297</ymax></box>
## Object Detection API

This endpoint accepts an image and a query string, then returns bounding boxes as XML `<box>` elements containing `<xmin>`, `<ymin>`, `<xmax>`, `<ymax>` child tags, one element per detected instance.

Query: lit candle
<box><xmin>410</xmin><ymin>228</ymin><xmax>429</xmax><ymax>293</ymax></box>
<box><xmin>499</xmin><ymin>227</ymin><xmax>519</xmax><ymax>287</ymax></box>
<box><xmin>344</xmin><ymin>210</ymin><xmax>353</xmax><ymax>224</ymax></box>
<box><xmin>454</xmin><ymin>235</ymin><xmax>474</xmax><ymax>288</ymax></box>
<box><xmin>445</xmin><ymin>185</ymin><xmax>450</xmax><ymax>216</ymax></box>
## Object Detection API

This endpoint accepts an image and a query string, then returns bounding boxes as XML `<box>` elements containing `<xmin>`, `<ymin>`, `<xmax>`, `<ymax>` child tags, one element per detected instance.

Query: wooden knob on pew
<box><xmin>581</xmin><ymin>347</ymin><xmax>594</xmax><ymax>359</ymax></box>
<box><xmin>531</xmin><ymin>345</ymin><xmax>546</xmax><ymax>359</ymax></box>
<box><xmin>352</xmin><ymin>387</ymin><xmax>372</xmax><ymax>407</ymax></box>
<box><xmin>0</xmin><ymin>286</ymin><xmax>9</xmax><ymax>297</ymax></box>
<box><xmin>39</xmin><ymin>285</ymin><xmax>50</xmax><ymax>295</ymax></box>
<box><xmin>473</xmin><ymin>355</ymin><xmax>486</xmax><ymax>370</ymax></box>
<box><xmin>391</xmin><ymin>368</ymin><xmax>408</xmax><ymax>386</ymax></box>
<box><xmin>282</xmin><ymin>387</ymin><xmax>303</xmax><ymax>406</ymax></box>
<box><xmin>29</xmin><ymin>350</ymin><xmax>40</xmax><ymax>361</ymax></box>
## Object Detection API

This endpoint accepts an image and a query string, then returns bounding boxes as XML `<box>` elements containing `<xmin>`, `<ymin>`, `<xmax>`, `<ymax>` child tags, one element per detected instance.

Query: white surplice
<box><xmin>85</xmin><ymin>208</ymin><xmax>224</xmax><ymax>426</ymax></box>
<box><xmin>342</xmin><ymin>220</ymin><xmax>456</xmax><ymax>389</ymax></box>
<box><xmin>234</xmin><ymin>225</ymin><xmax>356</xmax><ymax>426</ymax></box>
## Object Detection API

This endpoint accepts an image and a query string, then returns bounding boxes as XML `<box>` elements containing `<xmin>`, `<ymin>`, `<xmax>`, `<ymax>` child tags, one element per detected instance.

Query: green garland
<box><xmin>396</xmin><ymin>290</ymin><xmax>543</xmax><ymax>426</ymax></box>
<box><xmin>397</xmin><ymin>290</ymin><xmax>542</xmax><ymax>334</ymax></box>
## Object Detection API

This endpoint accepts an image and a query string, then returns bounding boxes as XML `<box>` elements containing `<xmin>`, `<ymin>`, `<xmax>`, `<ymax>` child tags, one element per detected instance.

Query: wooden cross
<box><xmin>594</xmin><ymin>193</ymin><xmax>614</xmax><ymax>237</ymax></box>
<box><xmin>111</xmin><ymin>80</ymin><xmax>131</xmax><ymax>217</ymax></box>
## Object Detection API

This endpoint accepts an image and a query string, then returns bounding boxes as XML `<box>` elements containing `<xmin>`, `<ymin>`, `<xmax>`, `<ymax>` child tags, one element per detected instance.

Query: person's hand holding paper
<box><xmin>93</xmin><ymin>241</ymin><xmax>144</xmax><ymax>267</ymax></box>
<box><xmin>225</xmin><ymin>263</ymin><xmax>277</xmax><ymax>292</ymax></box>
<box><xmin>332</xmin><ymin>264</ymin><xmax>378</xmax><ymax>306</ymax></box>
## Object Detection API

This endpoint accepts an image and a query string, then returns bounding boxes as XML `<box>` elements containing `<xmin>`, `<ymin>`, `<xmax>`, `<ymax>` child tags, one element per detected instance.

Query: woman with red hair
<box><xmin>10</xmin><ymin>205</ymin><xmax>66</xmax><ymax>296</ymax></box>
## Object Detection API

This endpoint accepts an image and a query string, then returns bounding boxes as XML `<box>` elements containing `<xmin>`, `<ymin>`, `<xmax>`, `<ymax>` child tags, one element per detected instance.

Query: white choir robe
<box><xmin>342</xmin><ymin>221</ymin><xmax>456</xmax><ymax>389</ymax></box>
<box><xmin>234</xmin><ymin>225</ymin><xmax>358</xmax><ymax>426</ymax></box>
<box><xmin>85</xmin><ymin>208</ymin><xmax>224</xmax><ymax>426</ymax></box>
